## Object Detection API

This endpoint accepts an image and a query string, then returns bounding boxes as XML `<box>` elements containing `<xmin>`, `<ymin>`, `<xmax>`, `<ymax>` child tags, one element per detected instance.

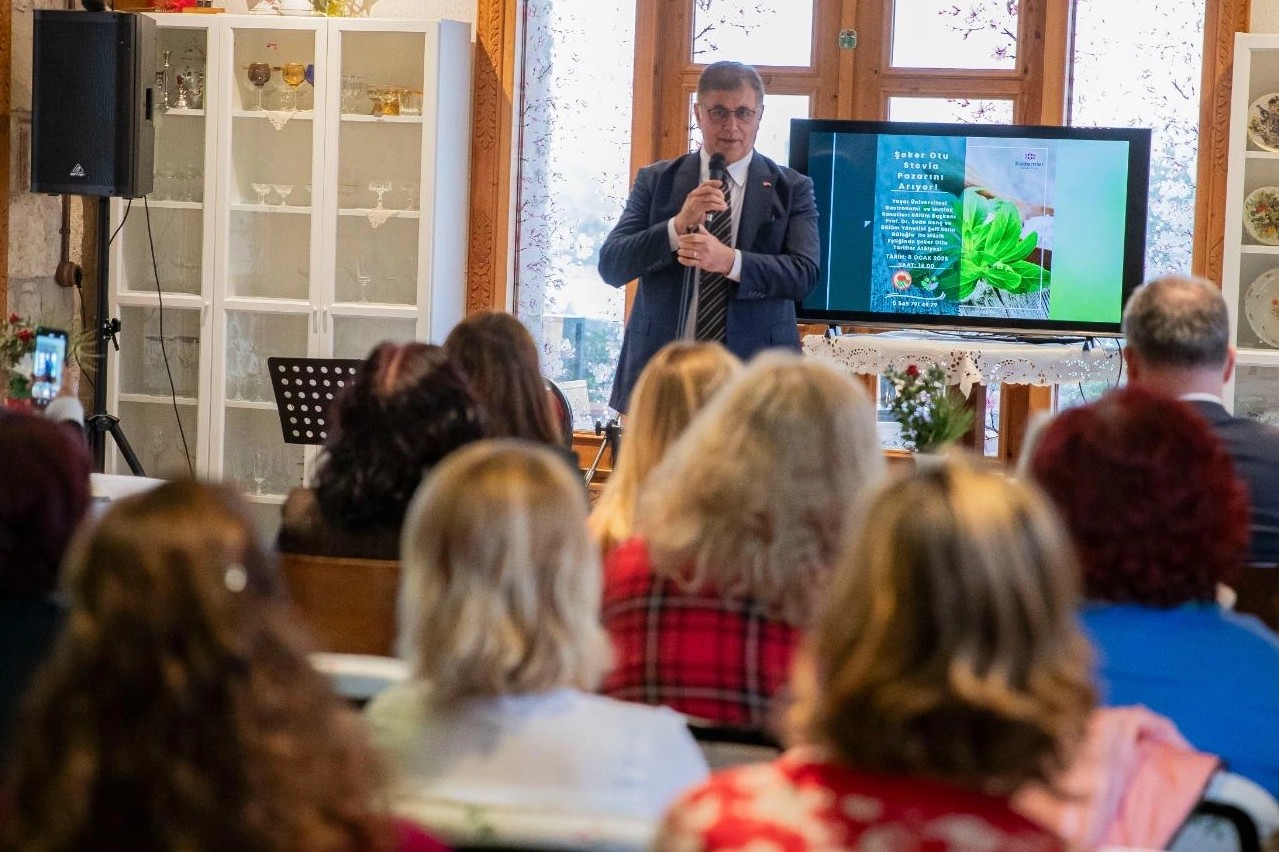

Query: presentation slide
<box><xmin>804</xmin><ymin>130</ymin><xmax>1132</xmax><ymax>326</ymax></box>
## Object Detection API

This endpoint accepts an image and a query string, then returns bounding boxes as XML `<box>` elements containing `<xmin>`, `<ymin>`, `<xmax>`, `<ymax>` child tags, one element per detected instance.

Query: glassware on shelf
<box><xmin>176</xmin><ymin>165</ymin><xmax>201</xmax><ymax>203</ymax></box>
<box><xmin>280</xmin><ymin>62</ymin><xmax>306</xmax><ymax>111</ymax></box>
<box><xmin>251</xmin><ymin>182</ymin><xmax>272</xmax><ymax>205</ymax></box>
<box><xmin>246</xmin><ymin>62</ymin><xmax>272</xmax><ymax>111</ymax></box>
<box><xmin>272</xmin><ymin>183</ymin><xmax>294</xmax><ymax>206</ymax></box>
<box><xmin>368</xmin><ymin>85</ymin><xmax>400</xmax><ymax>117</ymax></box>
<box><xmin>340</xmin><ymin>75</ymin><xmax>365</xmax><ymax>113</ymax></box>
<box><xmin>368</xmin><ymin>179</ymin><xmax>392</xmax><ymax>209</ymax></box>
<box><xmin>399</xmin><ymin>88</ymin><xmax>422</xmax><ymax>115</ymax></box>
<box><xmin>304</xmin><ymin>63</ymin><xmax>315</xmax><ymax>87</ymax></box>
<box><xmin>154</xmin><ymin>169</ymin><xmax>177</xmax><ymax>201</ymax></box>
<box><xmin>157</xmin><ymin>50</ymin><xmax>174</xmax><ymax>111</ymax></box>
<box><xmin>176</xmin><ymin>46</ymin><xmax>206</xmax><ymax>110</ymax></box>
<box><xmin>398</xmin><ymin>181</ymin><xmax>418</xmax><ymax>211</ymax></box>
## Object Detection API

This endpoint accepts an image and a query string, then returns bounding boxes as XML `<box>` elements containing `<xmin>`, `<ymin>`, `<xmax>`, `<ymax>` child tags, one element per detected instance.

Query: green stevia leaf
<box><xmin>1009</xmin><ymin>230</ymin><xmax>1038</xmax><ymax>261</ymax></box>
<box><xmin>984</xmin><ymin>262</ymin><xmax>1019</xmax><ymax>292</ymax></box>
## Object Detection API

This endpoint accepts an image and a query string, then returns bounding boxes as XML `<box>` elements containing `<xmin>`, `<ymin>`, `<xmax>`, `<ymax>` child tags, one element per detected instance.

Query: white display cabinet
<box><xmin>1223</xmin><ymin>34</ymin><xmax>1279</xmax><ymax>429</ymax></box>
<box><xmin>108</xmin><ymin>14</ymin><xmax>471</xmax><ymax>536</ymax></box>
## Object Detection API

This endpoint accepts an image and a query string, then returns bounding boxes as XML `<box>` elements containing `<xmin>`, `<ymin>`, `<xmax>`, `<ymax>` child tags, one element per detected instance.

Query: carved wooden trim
<box><xmin>466</xmin><ymin>0</ymin><xmax>517</xmax><ymax>313</ymax></box>
<box><xmin>1195</xmin><ymin>0</ymin><xmax>1251</xmax><ymax>285</ymax></box>
<box><xmin>0</xmin><ymin>0</ymin><xmax>10</xmax><ymax>315</ymax></box>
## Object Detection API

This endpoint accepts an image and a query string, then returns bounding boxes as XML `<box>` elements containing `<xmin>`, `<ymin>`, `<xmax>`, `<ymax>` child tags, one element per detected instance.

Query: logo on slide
<box><xmin>891</xmin><ymin>270</ymin><xmax>913</xmax><ymax>291</ymax></box>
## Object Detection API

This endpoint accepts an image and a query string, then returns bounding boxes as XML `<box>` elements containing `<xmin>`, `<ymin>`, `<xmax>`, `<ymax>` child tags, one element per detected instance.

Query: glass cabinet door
<box><xmin>330</xmin><ymin>26</ymin><xmax>428</xmax><ymax>317</ymax></box>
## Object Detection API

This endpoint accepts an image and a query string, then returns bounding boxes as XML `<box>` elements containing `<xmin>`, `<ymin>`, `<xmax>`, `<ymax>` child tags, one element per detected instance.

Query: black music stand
<box><xmin>267</xmin><ymin>357</ymin><xmax>363</xmax><ymax>445</ymax></box>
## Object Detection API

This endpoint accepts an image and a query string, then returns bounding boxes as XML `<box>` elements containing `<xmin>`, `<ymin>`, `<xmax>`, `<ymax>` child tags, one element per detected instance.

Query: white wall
<box><xmin>1255</xmin><ymin>3</ymin><xmax>1279</xmax><ymax>33</ymax></box>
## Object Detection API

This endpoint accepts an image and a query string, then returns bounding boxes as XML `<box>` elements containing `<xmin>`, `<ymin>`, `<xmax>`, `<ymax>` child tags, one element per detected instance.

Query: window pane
<box><xmin>515</xmin><ymin>0</ymin><xmax>634</xmax><ymax>420</ymax></box>
<box><xmin>693</xmin><ymin>0</ymin><xmax>814</xmax><ymax>67</ymax></box>
<box><xmin>888</xmin><ymin>97</ymin><xmax>1014</xmax><ymax>124</ymax></box>
<box><xmin>891</xmin><ymin>0</ymin><xmax>1017</xmax><ymax>70</ymax></box>
<box><xmin>1069</xmin><ymin>0</ymin><xmax>1205</xmax><ymax>278</ymax></box>
<box><xmin>689</xmin><ymin>93</ymin><xmax>810</xmax><ymax>163</ymax></box>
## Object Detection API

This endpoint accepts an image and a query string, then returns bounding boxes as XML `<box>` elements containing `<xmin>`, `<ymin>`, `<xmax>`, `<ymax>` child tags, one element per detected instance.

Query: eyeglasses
<box><xmin>702</xmin><ymin>105</ymin><xmax>758</xmax><ymax>124</ymax></box>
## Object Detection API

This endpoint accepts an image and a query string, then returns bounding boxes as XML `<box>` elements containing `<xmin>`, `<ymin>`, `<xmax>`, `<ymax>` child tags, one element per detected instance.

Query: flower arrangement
<box><xmin>882</xmin><ymin>362</ymin><xmax>974</xmax><ymax>453</ymax></box>
<box><xmin>0</xmin><ymin>313</ymin><xmax>37</xmax><ymax>399</ymax></box>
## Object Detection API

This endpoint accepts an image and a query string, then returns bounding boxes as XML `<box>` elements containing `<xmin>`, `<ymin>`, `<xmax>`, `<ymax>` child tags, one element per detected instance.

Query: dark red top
<box><xmin>600</xmin><ymin>537</ymin><xmax>802</xmax><ymax>729</ymax></box>
<box><xmin>656</xmin><ymin>749</ymin><xmax>1065</xmax><ymax>851</ymax></box>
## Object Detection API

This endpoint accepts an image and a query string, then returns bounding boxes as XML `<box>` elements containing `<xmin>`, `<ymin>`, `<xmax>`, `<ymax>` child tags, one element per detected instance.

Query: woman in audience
<box><xmin>2</xmin><ymin>481</ymin><xmax>445</xmax><ymax>851</ymax></box>
<box><xmin>589</xmin><ymin>341</ymin><xmax>740</xmax><ymax>554</ymax></box>
<box><xmin>366</xmin><ymin>440</ymin><xmax>707</xmax><ymax>828</ymax></box>
<box><xmin>278</xmin><ymin>341</ymin><xmax>485</xmax><ymax>559</ymax></box>
<box><xmin>1029</xmin><ymin>385</ymin><xmax>1279</xmax><ymax>796</ymax></box>
<box><xmin>0</xmin><ymin>413</ymin><xmax>92</xmax><ymax>762</ymax></box>
<box><xmin>656</xmin><ymin>457</ymin><xmax>1094</xmax><ymax>850</ymax></box>
<box><xmin>601</xmin><ymin>352</ymin><xmax>883</xmax><ymax>731</ymax></box>
<box><xmin>443</xmin><ymin>310</ymin><xmax>566</xmax><ymax>448</ymax></box>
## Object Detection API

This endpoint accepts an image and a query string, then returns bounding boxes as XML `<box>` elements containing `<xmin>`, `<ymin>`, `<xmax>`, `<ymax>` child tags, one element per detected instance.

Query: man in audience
<box><xmin>1123</xmin><ymin>273</ymin><xmax>1279</xmax><ymax>567</ymax></box>
<box><xmin>598</xmin><ymin>60</ymin><xmax>819</xmax><ymax>413</ymax></box>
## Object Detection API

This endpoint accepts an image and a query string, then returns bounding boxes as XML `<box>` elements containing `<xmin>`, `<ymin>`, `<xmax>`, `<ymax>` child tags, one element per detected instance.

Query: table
<box><xmin>803</xmin><ymin>331</ymin><xmax>1123</xmax><ymax>463</ymax></box>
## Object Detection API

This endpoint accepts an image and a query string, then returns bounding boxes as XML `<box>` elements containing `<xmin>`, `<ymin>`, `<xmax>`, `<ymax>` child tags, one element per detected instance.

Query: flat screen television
<box><xmin>789</xmin><ymin>119</ymin><xmax>1152</xmax><ymax>337</ymax></box>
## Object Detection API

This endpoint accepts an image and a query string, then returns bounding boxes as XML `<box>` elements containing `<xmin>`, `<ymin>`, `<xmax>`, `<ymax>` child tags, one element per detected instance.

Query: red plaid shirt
<box><xmin>600</xmin><ymin>537</ymin><xmax>802</xmax><ymax>729</ymax></box>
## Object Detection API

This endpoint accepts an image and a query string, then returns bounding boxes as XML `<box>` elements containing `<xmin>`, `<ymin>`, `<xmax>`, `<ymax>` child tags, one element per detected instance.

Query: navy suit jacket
<box><xmin>599</xmin><ymin>151</ymin><xmax>820</xmax><ymax>412</ymax></box>
<box><xmin>1189</xmin><ymin>399</ymin><xmax>1279</xmax><ymax>565</ymax></box>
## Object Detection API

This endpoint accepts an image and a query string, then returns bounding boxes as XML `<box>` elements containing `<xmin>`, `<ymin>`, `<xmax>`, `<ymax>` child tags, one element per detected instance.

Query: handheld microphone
<box><xmin>707</xmin><ymin>152</ymin><xmax>728</xmax><ymax>229</ymax></box>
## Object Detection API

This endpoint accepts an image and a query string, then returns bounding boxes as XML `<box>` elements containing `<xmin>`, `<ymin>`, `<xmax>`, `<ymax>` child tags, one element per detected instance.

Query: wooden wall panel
<box><xmin>1195</xmin><ymin>0</ymin><xmax>1251</xmax><ymax>285</ymax></box>
<box><xmin>466</xmin><ymin>0</ymin><xmax>517</xmax><ymax>312</ymax></box>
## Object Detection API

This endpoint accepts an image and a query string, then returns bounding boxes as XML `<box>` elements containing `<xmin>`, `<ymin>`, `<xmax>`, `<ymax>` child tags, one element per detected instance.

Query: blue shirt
<box><xmin>1082</xmin><ymin>602</ymin><xmax>1279</xmax><ymax>796</ymax></box>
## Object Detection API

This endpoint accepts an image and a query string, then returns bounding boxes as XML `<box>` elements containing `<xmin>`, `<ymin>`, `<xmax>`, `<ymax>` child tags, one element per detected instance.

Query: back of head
<box><xmin>1122</xmin><ymin>273</ymin><xmax>1230</xmax><ymax>369</ymax></box>
<box><xmin>1029</xmin><ymin>385</ymin><xmax>1248</xmax><ymax>604</ymax></box>
<box><xmin>443</xmin><ymin>311</ymin><xmax>562</xmax><ymax>445</ymax></box>
<box><xmin>4</xmin><ymin>480</ymin><xmax>392</xmax><ymax>851</ymax></box>
<box><xmin>639</xmin><ymin>351</ymin><xmax>885</xmax><ymax>624</ymax></box>
<box><xmin>0</xmin><ymin>412</ymin><xmax>92</xmax><ymax>597</ymax></box>
<box><xmin>589</xmin><ymin>341</ymin><xmax>741</xmax><ymax>551</ymax></box>
<box><xmin>315</xmin><ymin>341</ymin><xmax>486</xmax><ymax>531</ymax></box>
<box><xmin>400</xmin><ymin>439</ymin><xmax>609</xmax><ymax>703</ymax></box>
<box><xmin>798</xmin><ymin>457</ymin><xmax>1093</xmax><ymax>795</ymax></box>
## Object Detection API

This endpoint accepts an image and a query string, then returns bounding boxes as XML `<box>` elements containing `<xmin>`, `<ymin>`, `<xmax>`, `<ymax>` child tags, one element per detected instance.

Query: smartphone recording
<box><xmin>31</xmin><ymin>327</ymin><xmax>68</xmax><ymax>407</ymax></box>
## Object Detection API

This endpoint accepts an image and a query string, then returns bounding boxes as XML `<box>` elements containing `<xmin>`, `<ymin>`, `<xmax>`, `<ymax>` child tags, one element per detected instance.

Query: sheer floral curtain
<box><xmin>514</xmin><ymin>0</ymin><xmax>636</xmax><ymax>423</ymax></box>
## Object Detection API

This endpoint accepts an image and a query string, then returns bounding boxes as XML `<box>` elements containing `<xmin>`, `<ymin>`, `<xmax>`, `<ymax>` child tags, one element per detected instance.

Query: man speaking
<box><xmin>599</xmin><ymin>61</ymin><xmax>820</xmax><ymax>413</ymax></box>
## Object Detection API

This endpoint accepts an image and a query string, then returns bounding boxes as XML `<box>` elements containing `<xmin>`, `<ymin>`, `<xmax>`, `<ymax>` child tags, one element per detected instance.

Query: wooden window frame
<box><xmin>463</xmin><ymin>0</ymin><xmax>1248</xmax><ymax>316</ymax></box>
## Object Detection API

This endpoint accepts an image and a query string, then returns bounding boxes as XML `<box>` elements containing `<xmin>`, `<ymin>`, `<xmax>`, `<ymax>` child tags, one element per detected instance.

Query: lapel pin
<box><xmin>762</xmin><ymin>181</ymin><xmax>772</xmax><ymax>188</ymax></box>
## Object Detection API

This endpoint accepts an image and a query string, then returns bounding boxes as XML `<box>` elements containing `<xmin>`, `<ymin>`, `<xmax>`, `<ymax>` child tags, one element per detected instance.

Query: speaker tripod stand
<box><xmin>86</xmin><ymin>196</ymin><xmax>145</xmax><ymax>476</ymax></box>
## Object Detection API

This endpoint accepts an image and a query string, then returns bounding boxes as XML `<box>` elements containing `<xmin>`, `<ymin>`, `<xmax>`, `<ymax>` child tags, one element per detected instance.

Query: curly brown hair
<box><xmin>2</xmin><ymin>481</ymin><xmax>397</xmax><ymax>852</ymax></box>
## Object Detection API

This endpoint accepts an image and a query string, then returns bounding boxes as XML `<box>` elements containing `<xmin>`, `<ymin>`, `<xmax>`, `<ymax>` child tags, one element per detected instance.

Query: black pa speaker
<box><xmin>31</xmin><ymin>10</ymin><xmax>156</xmax><ymax>198</ymax></box>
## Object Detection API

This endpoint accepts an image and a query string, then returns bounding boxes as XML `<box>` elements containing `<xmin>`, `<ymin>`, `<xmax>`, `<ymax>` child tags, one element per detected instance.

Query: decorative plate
<box><xmin>1249</xmin><ymin>93</ymin><xmax>1279</xmax><ymax>152</ymax></box>
<box><xmin>1244</xmin><ymin>186</ymin><xmax>1279</xmax><ymax>245</ymax></box>
<box><xmin>1244</xmin><ymin>267</ymin><xmax>1279</xmax><ymax>349</ymax></box>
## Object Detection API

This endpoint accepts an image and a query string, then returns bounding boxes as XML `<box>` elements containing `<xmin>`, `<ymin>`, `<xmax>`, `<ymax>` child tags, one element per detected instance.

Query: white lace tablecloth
<box><xmin>803</xmin><ymin>331</ymin><xmax>1123</xmax><ymax>396</ymax></box>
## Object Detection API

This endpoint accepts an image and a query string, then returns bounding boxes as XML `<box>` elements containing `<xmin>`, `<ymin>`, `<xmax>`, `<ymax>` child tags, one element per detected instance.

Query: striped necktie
<box><xmin>694</xmin><ymin>177</ymin><xmax>733</xmax><ymax>343</ymax></box>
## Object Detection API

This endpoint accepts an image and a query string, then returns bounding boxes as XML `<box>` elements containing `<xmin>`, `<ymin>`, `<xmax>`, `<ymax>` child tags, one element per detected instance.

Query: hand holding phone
<box><xmin>31</xmin><ymin>327</ymin><xmax>68</xmax><ymax>407</ymax></box>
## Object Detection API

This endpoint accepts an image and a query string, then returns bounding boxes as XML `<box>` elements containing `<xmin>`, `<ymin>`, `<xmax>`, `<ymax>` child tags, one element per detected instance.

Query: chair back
<box><xmin>1168</xmin><ymin>771</ymin><xmax>1279</xmax><ymax>852</ymax></box>
<box><xmin>309</xmin><ymin>652</ymin><xmax>409</xmax><ymax>708</ymax></box>
<box><xmin>279</xmin><ymin>552</ymin><xmax>400</xmax><ymax>655</ymax></box>
<box><xmin>686</xmin><ymin>720</ymin><xmax>783</xmax><ymax>771</ymax></box>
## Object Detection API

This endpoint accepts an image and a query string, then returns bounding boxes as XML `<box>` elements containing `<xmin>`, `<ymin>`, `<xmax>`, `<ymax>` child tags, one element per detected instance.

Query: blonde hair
<box><xmin>795</xmin><ymin>457</ymin><xmax>1095</xmax><ymax>795</ymax></box>
<box><xmin>638</xmin><ymin>351</ymin><xmax>884</xmax><ymax>625</ymax></box>
<box><xmin>589</xmin><ymin>342</ymin><xmax>741</xmax><ymax>553</ymax></box>
<box><xmin>398</xmin><ymin>439</ymin><xmax>610</xmax><ymax>703</ymax></box>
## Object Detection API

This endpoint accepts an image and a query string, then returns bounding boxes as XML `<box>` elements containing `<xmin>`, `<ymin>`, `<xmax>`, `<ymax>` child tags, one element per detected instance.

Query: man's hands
<box><xmin>677</xmin><ymin>225</ymin><xmax>735</xmax><ymax>275</ymax></box>
<box><xmin>674</xmin><ymin>178</ymin><xmax>733</xmax><ymax>274</ymax></box>
<box><xmin>672</xmin><ymin>179</ymin><xmax>728</xmax><ymax>234</ymax></box>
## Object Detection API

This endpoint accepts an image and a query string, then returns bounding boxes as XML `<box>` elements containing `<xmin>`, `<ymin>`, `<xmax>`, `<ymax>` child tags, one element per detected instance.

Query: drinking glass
<box><xmin>272</xmin><ymin>184</ymin><xmax>294</xmax><ymax>206</ymax></box>
<box><xmin>251</xmin><ymin>182</ymin><xmax>272</xmax><ymax>205</ymax></box>
<box><xmin>304</xmin><ymin>63</ymin><xmax>315</xmax><ymax>87</ymax></box>
<box><xmin>280</xmin><ymin>62</ymin><xmax>306</xmax><ymax>111</ymax></box>
<box><xmin>340</xmin><ymin>75</ymin><xmax>365</xmax><ymax>113</ymax></box>
<box><xmin>399</xmin><ymin>88</ymin><xmax>422</xmax><ymax>115</ymax></box>
<box><xmin>368</xmin><ymin>179</ymin><xmax>392</xmax><ymax>209</ymax></box>
<box><xmin>367</xmin><ymin>85</ymin><xmax>400</xmax><ymax>117</ymax></box>
<box><xmin>246</xmin><ymin>62</ymin><xmax>271</xmax><ymax>111</ymax></box>
<box><xmin>398</xmin><ymin>181</ymin><xmax>418</xmax><ymax>211</ymax></box>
